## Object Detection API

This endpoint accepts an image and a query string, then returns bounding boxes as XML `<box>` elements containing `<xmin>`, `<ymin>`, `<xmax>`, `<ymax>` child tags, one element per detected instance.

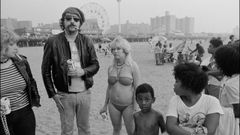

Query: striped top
<box><xmin>0</xmin><ymin>63</ymin><xmax>29</xmax><ymax>111</ymax></box>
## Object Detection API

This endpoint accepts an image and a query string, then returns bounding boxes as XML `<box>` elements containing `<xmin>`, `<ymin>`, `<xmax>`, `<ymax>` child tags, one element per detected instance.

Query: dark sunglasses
<box><xmin>65</xmin><ymin>16</ymin><xmax>80</xmax><ymax>22</ymax></box>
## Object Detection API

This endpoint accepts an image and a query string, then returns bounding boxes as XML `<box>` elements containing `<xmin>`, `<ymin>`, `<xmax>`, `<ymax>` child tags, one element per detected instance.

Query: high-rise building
<box><xmin>165</xmin><ymin>11</ymin><xmax>176</xmax><ymax>34</ymax></box>
<box><xmin>17</xmin><ymin>21</ymin><xmax>32</xmax><ymax>30</ymax></box>
<box><xmin>176</xmin><ymin>17</ymin><xmax>194</xmax><ymax>34</ymax></box>
<box><xmin>1</xmin><ymin>18</ymin><xmax>18</xmax><ymax>30</ymax></box>
<box><xmin>106</xmin><ymin>20</ymin><xmax>150</xmax><ymax>36</ymax></box>
<box><xmin>150</xmin><ymin>11</ymin><xmax>194</xmax><ymax>35</ymax></box>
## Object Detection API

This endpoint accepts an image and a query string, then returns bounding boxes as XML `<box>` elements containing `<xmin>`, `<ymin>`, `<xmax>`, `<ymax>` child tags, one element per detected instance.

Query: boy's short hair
<box><xmin>174</xmin><ymin>63</ymin><xmax>208</xmax><ymax>94</ymax></box>
<box><xmin>136</xmin><ymin>83</ymin><xmax>155</xmax><ymax>99</ymax></box>
<box><xmin>214</xmin><ymin>44</ymin><xmax>239</xmax><ymax>77</ymax></box>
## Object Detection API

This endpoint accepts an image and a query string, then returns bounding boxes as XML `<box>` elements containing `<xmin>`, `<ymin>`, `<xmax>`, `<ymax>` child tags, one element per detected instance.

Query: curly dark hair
<box><xmin>214</xmin><ymin>43</ymin><xmax>239</xmax><ymax>77</ymax></box>
<box><xmin>229</xmin><ymin>35</ymin><xmax>234</xmax><ymax>40</ymax></box>
<box><xmin>210</xmin><ymin>37</ymin><xmax>223</xmax><ymax>48</ymax></box>
<box><xmin>174</xmin><ymin>63</ymin><xmax>208</xmax><ymax>94</ymax></box>
<box><xmin>136</xmin><ymin>83</ymin><xmax>155</xmax><ymax>99</ymax></box>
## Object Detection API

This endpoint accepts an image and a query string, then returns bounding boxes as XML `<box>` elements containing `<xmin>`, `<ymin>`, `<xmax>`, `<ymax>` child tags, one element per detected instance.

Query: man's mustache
<box><xmin>67</xmin><ymin>24</ymin><xmax>78</xmax><ymax>29</ymax></box>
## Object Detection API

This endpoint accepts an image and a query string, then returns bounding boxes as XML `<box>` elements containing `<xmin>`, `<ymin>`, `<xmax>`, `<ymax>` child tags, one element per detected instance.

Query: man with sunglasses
<box><xmin>41</xmin><ymin>7</ymin><xmax>99</xmax><ymax>135</ymax></box>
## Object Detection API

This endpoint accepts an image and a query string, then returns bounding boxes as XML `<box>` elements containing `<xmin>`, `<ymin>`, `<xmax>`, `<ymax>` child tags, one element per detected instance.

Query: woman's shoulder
<box><xmin>131</xmin><ymin>61</ymin><xmax>139</xmax><ymax>70</ymax></box>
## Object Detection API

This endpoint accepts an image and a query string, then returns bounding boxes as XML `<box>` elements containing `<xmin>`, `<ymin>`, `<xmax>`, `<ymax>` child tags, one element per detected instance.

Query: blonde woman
<box><xmin>0</xmin><ymin>27</ymin><xmax>40</xmax><ymax>135</ymax></box>
<box><xmin>100</xmin><ymin>36</ymin><xmax>140</xmax><ymax>135</ymax></box>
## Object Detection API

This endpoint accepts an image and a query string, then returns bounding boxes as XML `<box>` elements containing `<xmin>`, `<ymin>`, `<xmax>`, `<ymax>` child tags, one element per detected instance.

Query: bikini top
<box><xmin>108</xmin><ymin>64</ymin><xmax>133</xmax><ymax>86</ymax></box>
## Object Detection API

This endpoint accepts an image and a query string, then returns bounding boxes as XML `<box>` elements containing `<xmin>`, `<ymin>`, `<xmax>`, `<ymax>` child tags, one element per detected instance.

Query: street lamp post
<box><xmin>117</xmin><ymin>0</ymin><xmax>121</xmax><ymax>34</ymax></box>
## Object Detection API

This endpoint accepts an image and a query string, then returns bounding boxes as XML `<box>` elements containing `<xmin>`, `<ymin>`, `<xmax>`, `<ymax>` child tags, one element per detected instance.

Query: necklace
<box><xmin>0</xmin><ymin>58</ymin><xmax>9</xmax><ymax>64</ymax></box>
<box><xmin>116</xmin><ymin>63</ymin><xmax>125</xmax><ymax>69</ymax></box>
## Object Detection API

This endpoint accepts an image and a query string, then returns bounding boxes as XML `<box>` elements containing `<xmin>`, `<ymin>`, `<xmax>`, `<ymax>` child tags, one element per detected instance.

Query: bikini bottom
<box><xmin>110</xmin><ymin>101</ymin><xmax>132</xmax><ymax>113</ymax></box>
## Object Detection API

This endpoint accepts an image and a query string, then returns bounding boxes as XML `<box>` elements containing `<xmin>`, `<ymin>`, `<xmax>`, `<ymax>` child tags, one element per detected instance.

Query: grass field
<box><xmin>19</xmin><ymin>41</ymin><xmax>210</xmax><ymax>135</ymax></box>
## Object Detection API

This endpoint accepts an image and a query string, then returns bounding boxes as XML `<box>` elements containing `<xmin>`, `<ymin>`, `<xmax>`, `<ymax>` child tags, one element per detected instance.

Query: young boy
<box><xmin>133</xmin><ymin>83</ymin><xmax>166</xmax><ymax>135</ymax></box>
<box><xmin>166</xmin><ymin>63</ymin><xmax>223</xmax><ymax>135</ymax></box>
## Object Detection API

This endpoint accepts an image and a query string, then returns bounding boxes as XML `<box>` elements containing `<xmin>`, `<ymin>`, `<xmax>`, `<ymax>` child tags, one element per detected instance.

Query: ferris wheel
<box><xmin>80</xmin><ymin>2</ymin><xmax>110</xmax><ymax>33</ymax></box>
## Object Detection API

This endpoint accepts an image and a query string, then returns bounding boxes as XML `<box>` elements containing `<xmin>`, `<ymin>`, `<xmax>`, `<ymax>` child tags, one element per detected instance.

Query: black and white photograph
<box><xmin>1</xmin><ymin>0</ymin><xmax>239</xmax><ymax>135</ymax></box>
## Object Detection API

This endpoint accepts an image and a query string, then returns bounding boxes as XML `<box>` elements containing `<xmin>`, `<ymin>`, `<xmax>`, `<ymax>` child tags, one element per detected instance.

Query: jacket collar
<box><xmin>59</xmin><ymin>31</ymin><xmax>82</xmax><ymax>43</ymax></box>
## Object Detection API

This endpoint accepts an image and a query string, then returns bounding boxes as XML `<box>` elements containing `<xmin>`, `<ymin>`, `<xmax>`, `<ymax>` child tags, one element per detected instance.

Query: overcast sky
<box><xmin>1</xmin><ymin>0</ymin><xmax>239</xmax><ymax>33</ymax></box>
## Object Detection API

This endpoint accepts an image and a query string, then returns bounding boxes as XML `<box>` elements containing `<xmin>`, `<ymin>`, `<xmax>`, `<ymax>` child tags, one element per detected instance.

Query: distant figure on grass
<box><xmin>41</xmin><ymin>7</ymin><xmax>99</xmax><ymax>135</ymax></box>
<box><xmin>154</xmin><ymin>41</ymin><xmax>163</xmax><ymax>65</ymax></box>
<box><xmin>201</xmin><ymin>37</ymin><xmax>223</xmax><ymax>99</ymax></box>
<box><xmin>166</xmin><ymin>43</ymin><xmax>174</xmax><ymax>62</ymax></box>
<box><xmin>162</xmin><ymin>44</ymin><xmax>167</xmax><ymax>63</ymax></box>
<box><xmin>166</xmin><ymin>63</ymin><xmax>223</xmax><ymax>135</ymax></box>
<box><xmin>176</xmin><ymin>51</ymin><xmax>184</xmax><ymax>65</ymax></box>
<box><xmin>99</xmin><ymin>36</ymin><xmax>140</xmax><ymax>135</ymax></box>
<box><xmin>214</xmin><ymin>43</ymin><xmax>239</xmax><ymax>135</ymax></box>
<box><xmin>190</xmin><ymin>43</ymin><xmax>205</xmax><ymax>64</ymax></box>
<box><xmin>133</xmin><ymin>83</ymin><xmax>166</xmax><ymax>135</ymax></box>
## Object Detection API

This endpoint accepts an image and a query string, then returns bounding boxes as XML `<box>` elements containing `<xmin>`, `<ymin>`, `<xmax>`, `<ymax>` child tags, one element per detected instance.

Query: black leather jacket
<box><xmin>11</xmin><ymin>55</ymin><xmax>41</xmax><ymax>107</ymax></box>
<box><xmin>41</xmin><ymin>32</ymin><xmax>99</xmax><ymax>98</ymax></box>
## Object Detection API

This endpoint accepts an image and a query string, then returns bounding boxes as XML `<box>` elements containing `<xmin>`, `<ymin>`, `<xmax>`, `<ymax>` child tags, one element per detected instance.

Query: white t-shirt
<box><xmin>67</xmin><ymin>38</ymin><xmax>86</xmax><ymax>92</ymax></box>
<box><xmin>166</xmin><ymin>94</ymin><xmax>223</xmax><ymax>134</ymax></box>
<box><xmin>216</xmin><ymin>74</ymin><xmax>239</xmax><ymax>135</ymax></box>
<box><xmin>220</xmin><ymin>74</ymin><xmax>239</xmax><ymax>107</ymax></box>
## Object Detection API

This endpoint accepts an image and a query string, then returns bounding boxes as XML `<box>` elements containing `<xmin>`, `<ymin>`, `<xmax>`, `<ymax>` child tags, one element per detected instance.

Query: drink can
<box><xmin>101</xmin><ymin>112</ymin><xmax>108</xmax><ymax>121</ymax></box>
<box><xmin>67</xmin><ymin>59</ymin><xmax>75</xmax><ymax>70</ymax></box>
<box><xmin>1</xmin><ymin>97</ymin><xmax>11</xmax><ymax>115</ymax></box>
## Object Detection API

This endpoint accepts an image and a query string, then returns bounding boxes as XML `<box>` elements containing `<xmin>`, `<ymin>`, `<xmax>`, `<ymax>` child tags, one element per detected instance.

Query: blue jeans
<box><xmin>57</xmin><ymin>90</ymin><xmax>91</xmax><ymax>135</ymax></box>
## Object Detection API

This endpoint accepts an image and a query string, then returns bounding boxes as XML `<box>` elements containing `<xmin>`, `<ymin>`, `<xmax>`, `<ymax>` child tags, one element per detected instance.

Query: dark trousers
<box><xmin>0</xmin><ymin>106</ymin><xmax>36</xmax><ymax>135</ymax></box>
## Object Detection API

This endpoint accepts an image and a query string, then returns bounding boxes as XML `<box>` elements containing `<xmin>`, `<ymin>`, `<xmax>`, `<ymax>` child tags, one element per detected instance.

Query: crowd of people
<box><xmin>1</xmin><ymin>6</ymin><xmax>239</xmax><ymax>135</ymax></box>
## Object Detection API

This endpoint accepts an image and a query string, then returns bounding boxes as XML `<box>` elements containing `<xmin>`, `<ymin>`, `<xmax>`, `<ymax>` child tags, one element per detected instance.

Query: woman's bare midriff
<box><xmin>109</xmin><ymin>83</ymin><xmax>133</xmax><ymax>106</ymax></box>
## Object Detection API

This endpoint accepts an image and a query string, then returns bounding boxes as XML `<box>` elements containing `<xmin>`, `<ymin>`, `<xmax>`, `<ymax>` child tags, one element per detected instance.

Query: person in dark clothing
<box><xmin>190</xmin><ymin>43</ymin><xmax>205</xmax><ymax>64</ymax></box>
<box><xmin>41</xmin><ymin>7</ymin><xmax>99</xmax><ymax>135</ymax></box>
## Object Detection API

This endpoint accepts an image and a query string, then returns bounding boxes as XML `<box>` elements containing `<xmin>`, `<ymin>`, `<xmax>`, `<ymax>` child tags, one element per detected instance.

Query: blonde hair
<box><xmin>1</xmin><ymin>27</ymin><xmax>19</xmax><ymax>51</ymax></box>
<box><xmin>110</xmin><ymin>36</ymin><xmax>134</xmax><ymax>67</ymax></box>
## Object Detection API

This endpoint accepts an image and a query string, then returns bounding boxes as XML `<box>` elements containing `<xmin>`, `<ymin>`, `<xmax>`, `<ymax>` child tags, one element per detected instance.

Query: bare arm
<box><xmin>100</xmin><ymin>67</ymin><xmax>111</xmax><ymax>114</ymax></box>
<box><xmin>166</xmin><ymin>116</ymin><xmax>191</xmax><ymax>135</ymax></box>
<box><xmin>207</xmin><ymin>69</ymin><xmax>223</xmax><ymax>81</ymax></box>
<box><xmin>207</xmin><ymin>69</ymin><xmax>222</xmax><ymax>76</ymax></box>
<box><xmin>204</xmin><ymin>113</ymin><xmax>220</xmax><ymax>135</ymax></box>
<box><xmin>190</xmin><ymin>48</ymin><xmax>197</xmax><ymax>54</ymax></box>
<box><xmin>99</xmin><ymin>86</ymin><xmax>110</xmax><ymax>115</ymax></box>
<box><xmin>133</xmin><ymin>114</ymin><xmax>137</xmax><ymax>135</ymax></box>
<box><xmin>104</xmin><ymin>85</ymin><xmax>110</xmax><ymax>106</ymax></box>
<box><xmin>132</xmin><ymin>61</ymin><xmax>141</xmax><ymax>111</ymax></box>
<box><xmin>158</xmin><ymin>114</ymin><xmax>166</xmax><ymax>133</ymax></box>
